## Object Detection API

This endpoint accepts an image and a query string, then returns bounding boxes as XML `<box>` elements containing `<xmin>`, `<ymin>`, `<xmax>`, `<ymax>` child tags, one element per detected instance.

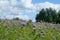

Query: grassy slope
<box><xmin>0</xmin><ymin>23</ymin><xmax>60</xmax><ymax>40</ymax></box>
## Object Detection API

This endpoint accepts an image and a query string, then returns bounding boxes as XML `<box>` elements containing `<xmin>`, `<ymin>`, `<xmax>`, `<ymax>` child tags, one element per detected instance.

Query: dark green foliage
<box><xmin>36</xmin><ymin>9</ymin><xmax>46</xmax><ymax>22</ymax></box>
<box><xmin>56</xmin><ymin>11</ymin><xmax>60</xmax><ymax>23</ymax></box>
<box><xmin>13</xmin><ymin>17</ymin><xmax>20</xmax><ymax>20</ymax></box>
<box><xmin>35</xmin><ymin>8</ymin><xmax>60</xmax><ymax>23</ymax></box>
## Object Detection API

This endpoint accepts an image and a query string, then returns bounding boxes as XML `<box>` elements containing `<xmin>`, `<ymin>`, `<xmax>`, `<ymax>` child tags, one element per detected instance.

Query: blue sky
<box><xmin>32</xmin><ymin>0</ymin><xmax>60</xmax><ymax>4</ymax></box>
<box><xmin>0</xmin><ymin>0</ymin><xmax>60</xmax><ymax>22</ymax></box>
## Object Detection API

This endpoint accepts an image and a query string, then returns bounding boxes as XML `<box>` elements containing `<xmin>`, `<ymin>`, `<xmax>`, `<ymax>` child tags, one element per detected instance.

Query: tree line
<box><xmin>35</xmin><ymin>8</ymin><xmax>60</xmax><ymax>23</ymax></box>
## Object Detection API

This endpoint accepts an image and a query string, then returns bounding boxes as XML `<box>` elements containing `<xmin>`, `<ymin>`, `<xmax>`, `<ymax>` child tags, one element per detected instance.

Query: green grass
<box><xmin>0</xmin><ymin>24</ymin><xmax>60</xmax><ymax>40</ymax></box>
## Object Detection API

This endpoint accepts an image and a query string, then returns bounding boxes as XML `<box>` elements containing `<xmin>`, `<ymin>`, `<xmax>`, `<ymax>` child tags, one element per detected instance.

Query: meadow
<box><xmin>0</xmin><ymin>20</ymin><xmax>60</xmax><ymax>40</ymax></box>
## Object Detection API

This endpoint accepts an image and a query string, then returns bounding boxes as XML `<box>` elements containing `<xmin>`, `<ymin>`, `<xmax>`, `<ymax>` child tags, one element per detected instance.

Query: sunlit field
<box><xmin>0</xmin><ymin>20</ymin><xmax>60</xmax><ymax>40</ymax></box>
<box><xmin>0</xmin><ymin>0</ymin><xmax>60</xmax><ymax>40</ymax></box>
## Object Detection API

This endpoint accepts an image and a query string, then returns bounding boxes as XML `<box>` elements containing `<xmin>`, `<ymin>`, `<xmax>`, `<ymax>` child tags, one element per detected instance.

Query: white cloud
<box><xmin>14</xmin><ymin>15</ymin><xmax>30</xmax><ymax>21</ymax></box>
<box><xmin>5</xmin><ymin>15</ymin><xmax>30</xmax><ymax>20</ymax></box>
<box><xmin>20</xmin><ymin>15</ymin><xmax>30</xmax><ymax>20</ymax></box>
<box><xmin>35</xmin><ymin>2</ymin><xmax>60</xmax><ymax>11</ymax></box>
<box><xmin>20</xmin><ymin>0</ymin><xmax>33</xmax><ymax>8</ymax></box>
<box><xmin>0</xmin><ymin>0</ymin><xmax>60</xmax><ymax>21</ymax></box>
